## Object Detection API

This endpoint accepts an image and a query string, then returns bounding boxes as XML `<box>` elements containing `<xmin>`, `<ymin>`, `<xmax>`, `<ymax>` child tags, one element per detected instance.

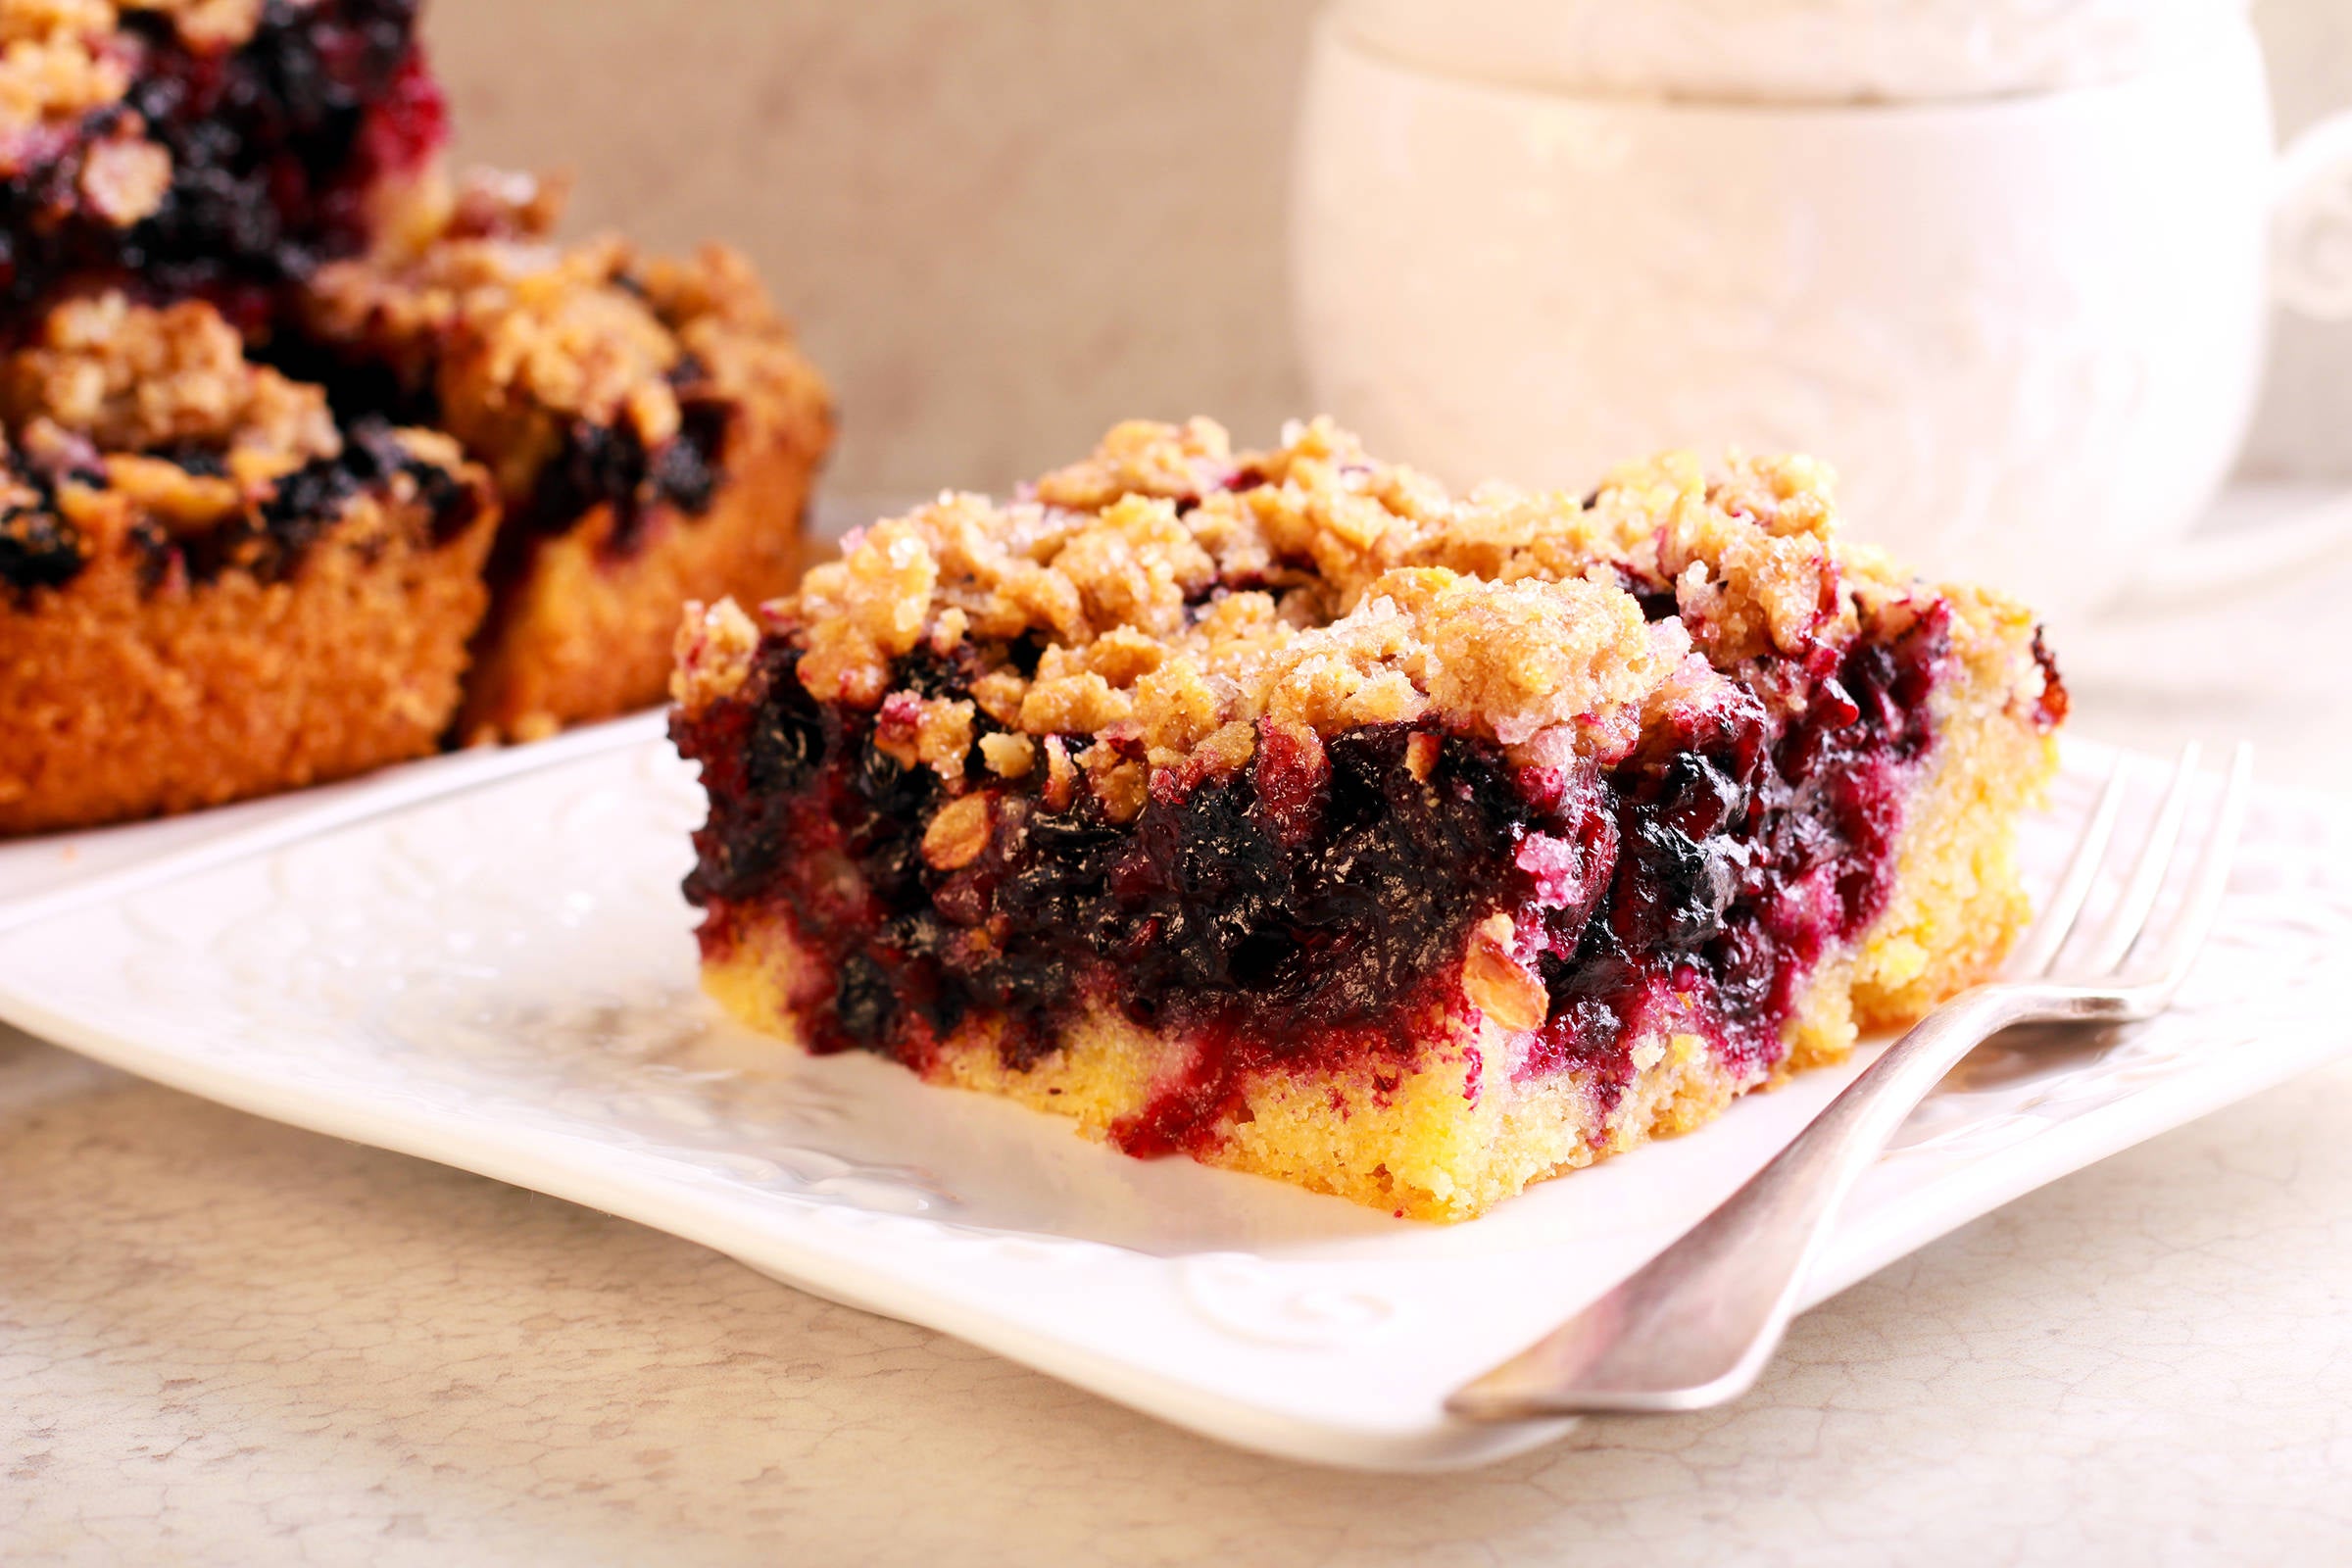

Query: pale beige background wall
<box><xmin>422</xmin><ymin>1</ymin><xmax>2350</xmax><ymax>497</ymax></box>
<box><xmin>421</xmin><ymin>0</ymin><xmax>1319</xmax><ymax>497</ymax></box>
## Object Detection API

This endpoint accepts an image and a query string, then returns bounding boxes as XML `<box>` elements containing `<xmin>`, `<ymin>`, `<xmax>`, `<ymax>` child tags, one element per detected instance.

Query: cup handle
<box><xmin>2273</xmin><ymin>107</ymin><xmax>2352</xmax><ymax>321</ymax></box>
<box><xmin>2106</xmin><ymin>109</ymin><xmax>2352</xmax><ymax>616</ymax></box>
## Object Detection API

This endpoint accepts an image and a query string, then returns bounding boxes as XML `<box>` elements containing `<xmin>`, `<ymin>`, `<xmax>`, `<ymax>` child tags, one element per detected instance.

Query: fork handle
<box><xmin>1449</xmin><ymin>984</ymin><xmax>2057</xmax><ymax>1419</ymax></box>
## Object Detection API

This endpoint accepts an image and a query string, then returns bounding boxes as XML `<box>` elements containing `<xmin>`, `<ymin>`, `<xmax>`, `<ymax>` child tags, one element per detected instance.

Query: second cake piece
<box><xmin>283</xmin><ymin>184</ymin><xmax>835</xmax><ymax>741</ymax></box>
<box><xmin>0</xmin><ymin>293</ymin><xmax>496</xmax><ymax>834</ymax></box>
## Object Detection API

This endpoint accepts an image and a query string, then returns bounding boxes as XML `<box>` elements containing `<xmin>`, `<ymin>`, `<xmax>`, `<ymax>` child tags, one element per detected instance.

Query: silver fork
<box><xmin>1448</xmin><ymin>742</ymin><xmax>2254</xmax><ymax>1422</ymax></box>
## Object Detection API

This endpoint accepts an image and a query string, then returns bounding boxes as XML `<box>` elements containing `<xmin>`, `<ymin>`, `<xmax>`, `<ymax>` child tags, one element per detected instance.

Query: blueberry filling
<box><xmin>0</xmin><ymin>414</ymin><xmax>477</xmax><ymax>593</ymax></box>
<box><xmin>514</xmin><ymin>390</ymin><xmax>733</xmax><ymax>556</ymax></box>
<box><xmin>269</xmin><ymin>335</ymin><xmax>735</xmax><ymax>564</ymax></box>
<box><xmin>0</xmin><ymin>0</ymin><xmax>443</xmax><ymax>318</ymax></box>
<box><xmin>163</xmin><ymin>416</ymin><xmax>471</xmax><ymax>582</ymax></box>
<box><xmin>675</xmin><ymin>606</ymin><xmax>1958</xmax><ymax>1157</ymax></box>
<box><xmin>0</xmin><ymin>505</ymin><xmax>83</xmax><ymax>592</ymax></box>
<box><xmin>1529</xmin><ymin>607</ymin><xmax>1949</xmax><ymax>1098</ymax></box>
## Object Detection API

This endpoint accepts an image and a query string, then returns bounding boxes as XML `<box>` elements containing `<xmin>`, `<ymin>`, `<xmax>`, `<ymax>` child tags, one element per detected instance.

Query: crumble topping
<box><xmin>727</xmin><ymin>418</ymin><xmax>1928</xmax><ymax>773</ymax></box>
<box><xmin>874</xmin><ymin>691</ymin><xmax>976</xmax><ymax>780</ymax></box>
<box><xmin>0</xmin><ymin>2</ymin><xmax>126</xmax><ymax>132</ymax></box>
<box><xmin>0</xmin><ymin>0</ymin><xmax>269</xmax><ymax>138</ymax></box>
<box><xmin>977</xmin><ymin>731</ymin><xmax>1035</xmax><ymax>780</ymax></box>
<box><xmin>299</xmin><ymin>196</ymin><xmax>817</xmax><ymax>504</ymax></box>
<box><xmin>669</xmin><ymin>597</ymin><xmax>762</xmax><ymax>712</ymax></box>
<box><xmin>0</xmin><ymin>293</ymin><xmax>478</xmax><ymax>575</ymax></box>
<box><xmin>2</xmin><ymin>293</ymin><xmax>338</xmax><ymax>478</ymax></box>
<box><xmin>74</xmin><ymin>127</ymin><xmax>168</xmax><ymax>220</ymax></box>
<box><xmin>128</xmin><ymin>0</ymin><xmax>265</xmax><ymax>51</ymax></box>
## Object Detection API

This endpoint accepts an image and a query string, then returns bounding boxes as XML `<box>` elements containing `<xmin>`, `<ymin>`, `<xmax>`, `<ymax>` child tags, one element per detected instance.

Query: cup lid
<box><xmin>1333</xmin><ymin>0</ymin><xmax>2252</xmax><ymax>105</ymax></box>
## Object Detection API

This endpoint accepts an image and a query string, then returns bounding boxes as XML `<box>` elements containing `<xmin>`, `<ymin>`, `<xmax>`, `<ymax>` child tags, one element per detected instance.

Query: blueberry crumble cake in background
<box><xmin>671</xmin><ymin>417</ymin><xmax>2066</xmax><ymax>1220</ymax></box>
<box><xmin>0</xmin><ymin>290</ymin><xmax>494</xmax><ymax>835</ymax></box>
<box><xmin>280</xmin><ymin>174</ymin><xmax>834</xmax><ymax>743</ymax></box>
<box><xmin>0</xmin><ymin>1</ymin><xmax>832</xmax><ymax>833</ymax></box>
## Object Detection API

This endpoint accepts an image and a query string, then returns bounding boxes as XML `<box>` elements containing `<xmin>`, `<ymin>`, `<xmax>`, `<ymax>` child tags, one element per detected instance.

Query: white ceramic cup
<box><xmin>1292</xmin><ymin>10</ymin><xmax>2352</xmax><ymax>628</ymax></box>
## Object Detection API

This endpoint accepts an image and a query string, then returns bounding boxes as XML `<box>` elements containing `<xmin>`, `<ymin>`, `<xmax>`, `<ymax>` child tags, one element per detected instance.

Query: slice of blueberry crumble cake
<box><xmin>670</xmin><ymin>418</ymin><xmax>2065</xmax><ymax>1220</ymax></box>
<box><xmin>0</xmin><ymin>0</ymin><xmax>446</xmax><ymax>318</ymax></box>
<box><xmin>0</xmin><ymin>8</ymin><xmax>835</xmax><ymax>837</ymax></box>
<box><xmin>280</xmin><ymin>174</ymin><xmax>835</xmax><ymax>742</ymax></box>
<box><xmin>0</xmin><ymin>290</ymin><xmax>495</xmax><ymax>834</ymax></box>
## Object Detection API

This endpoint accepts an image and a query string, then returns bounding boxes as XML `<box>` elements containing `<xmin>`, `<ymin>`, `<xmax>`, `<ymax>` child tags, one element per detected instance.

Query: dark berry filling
<box><xmin>511</xmin><ymin>380</ymin><xmax>733</xmax><ymax>555</ymax></box>
<box><xmin>2030</xmin><ymin>626</ymin><xmax>2070</xmax><ymax>730</ymax></box>
<box><xmin>675</xmin><ymin>609</ymin><xmax>1955</xmax><ymax>1157</ymax></box>
<box><xmin>0</xmin><ymin>0</ymin><xmax>443</xmax><ymax>319</ymax></box>
<box><xmin>0</xmin><ymin>413</ymin><xmax>479</xmax><ymax>595</ymax></box>
<box><xmin>0</xmin><ymin>504</ymin><xmax>84</xmax><ymax>592</ymax></box>
<box><xmin>239</xmin><ymin>414</ymin><xmax>480</xmax><ymax>565</ymax></box>
<box><xmin>267</xmin><ymin>339</ymin><xmax>735</xmax><ymax>564</ymax></box>
<box><xmin>1525</xmin><ymin>608</ymin><xmax>1949</xmax><ymax>1103</ymax></box>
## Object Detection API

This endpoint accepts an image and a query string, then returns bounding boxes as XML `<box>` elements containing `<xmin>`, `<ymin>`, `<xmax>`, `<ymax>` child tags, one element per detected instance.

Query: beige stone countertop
<box><xmin>5</xmin><ymin>495</ymin><xmax>2351</xmax><ymax>1565</ymax></box>
<box><xmin>4</xmin><ymin>1032</ymin><xmax>2347</xmax><ymax>1566</ymax></box>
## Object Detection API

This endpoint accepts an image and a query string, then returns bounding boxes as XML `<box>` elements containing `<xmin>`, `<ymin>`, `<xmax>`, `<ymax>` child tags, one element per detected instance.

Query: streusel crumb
<box><xmin>0</xmin><ymin>1</ymin><xmax>270</xmax><ymax>136</ymax></box>
<box><xmin>2</xmin><ymin>293</ymin><xmax>337</xmax><ymax>474</ymax></box>
<box><xmin>130</xmin><ymin>0</ymin><xmax>264</xmax><ymax>51</ymax></box>
<box><xmin>0</xmin><ymin>1</ymin><xmax>129</xmax><ymax>131</ymax></box>
<box><xmin>669</xmin><ymin>598</ymin><xmax>761</xmax><ymax>712</ymax></box>
<box><xmin>300</xmin><ymin>220</ymin><xmax>813</xmax><ymax>508</ymax></box>
<box><xmin>749</xmin><ymin>417</ymin><xmax>1933</xmax><ymax>774</ymax></box>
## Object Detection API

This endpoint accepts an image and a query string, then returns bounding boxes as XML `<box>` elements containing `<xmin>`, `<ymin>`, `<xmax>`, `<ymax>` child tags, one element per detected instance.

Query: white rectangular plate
<box><xmin>0</xmin><ymin>737</ymin><xmax>2345</xmax><ymax>1470</ymax></box>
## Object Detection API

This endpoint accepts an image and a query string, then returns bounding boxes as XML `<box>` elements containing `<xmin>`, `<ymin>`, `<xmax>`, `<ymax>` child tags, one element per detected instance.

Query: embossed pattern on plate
<box><xmin>0</xmin><ymin>738</ymin><xmax>2344</xmax><ymax>1470</ymax></box>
